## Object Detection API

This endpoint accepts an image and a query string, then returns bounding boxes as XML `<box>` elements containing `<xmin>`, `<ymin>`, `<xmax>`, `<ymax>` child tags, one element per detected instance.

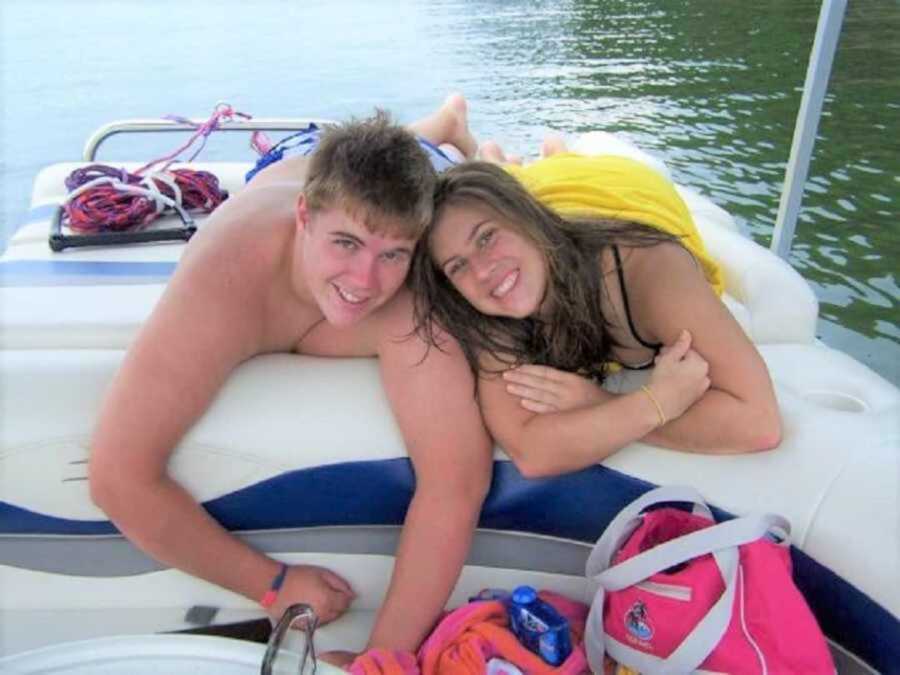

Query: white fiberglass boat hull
<box><xmin>1</xmin><ymin>133</ymin><xmax>896</xmax><ymax>673</ymax></box>
<box><xmin>0</xmin><ymin>634</ymin><xmax>334</xmax><ymax>674</ymax></box>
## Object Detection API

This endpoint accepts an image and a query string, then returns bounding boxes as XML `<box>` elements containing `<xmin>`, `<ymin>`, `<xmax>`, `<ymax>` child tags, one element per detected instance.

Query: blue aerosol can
<box><xmin>506</xmin><ymin>585</ymin><xmax>573</xmax><ymax>666</ymax></box>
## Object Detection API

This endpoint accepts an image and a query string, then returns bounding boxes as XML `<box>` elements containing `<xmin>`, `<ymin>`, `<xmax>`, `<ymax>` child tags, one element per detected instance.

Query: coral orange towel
<box><xmin>350</xmin><ymin>648</ymin><xmax>419</xmax><ymax>675</ymax></box>
<box><xmin>349</xmin><ymin>591</ymin><xmax>590</xmax><ymax>675</ymax></box>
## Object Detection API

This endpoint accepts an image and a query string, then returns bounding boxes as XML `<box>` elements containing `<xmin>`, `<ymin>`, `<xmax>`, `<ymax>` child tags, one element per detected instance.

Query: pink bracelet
<box><xmin>260</xmin><ymin>563</ymin><xmax>288</xmax><ymax>608</ymax></box>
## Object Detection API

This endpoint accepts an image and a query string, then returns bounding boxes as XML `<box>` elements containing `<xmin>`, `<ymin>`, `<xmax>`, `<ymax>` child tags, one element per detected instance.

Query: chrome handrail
<box><xmin>83</xmin><ymin>117</ymin><xmax>338</xmax><ymax>162</ymax></box>
<box><xmin>261</xmin><ymin>603</ymin><xmax>319</xmax><ymax>675</ymax></box>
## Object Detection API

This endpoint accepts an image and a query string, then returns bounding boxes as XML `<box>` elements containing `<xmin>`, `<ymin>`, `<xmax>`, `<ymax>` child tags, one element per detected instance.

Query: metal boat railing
<box><xmin>770</xmin><ymin>0</ymin><xmax>848</xmax><ymax>260</ymax></box>
<box><xmin>82</xmin><ymin>118</ymin><xmax>338</xmax><ymax>162</ymax></box>
<box><xmin>261</xmin><ymin>603</ymin><xmax>319</xmax><ymax>675</ymax></box>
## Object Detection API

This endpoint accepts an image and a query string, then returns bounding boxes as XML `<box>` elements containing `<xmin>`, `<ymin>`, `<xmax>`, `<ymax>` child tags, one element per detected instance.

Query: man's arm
<box><xmin>90</xmin><ymin>225</ymin><xmax>277</xmax><ymax>595</ymax></box>
<box><xmin>366</xmin><ymin>298</ymin><xmax>493</xmax><ymax>651</ymax></box>
<box><xmin>89</xmin><ymin>198</ymin><xmax>353</xmax><ymax>623</ymax></box>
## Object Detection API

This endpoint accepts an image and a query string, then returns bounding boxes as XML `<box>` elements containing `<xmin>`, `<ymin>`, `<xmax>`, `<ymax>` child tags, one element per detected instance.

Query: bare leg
<box><xmin>407</xmin><ymin>93</ymin><xmax>478</xmax><ymax>160</ymax></box>
<box><xmin>250</xmin><ymin>96</ymin><xmax>476</xmax><ymax>189</ymax></box>
<box><xmin>540</xmin><ymin>133</ymin><xmax>568</xmax><ymax>158</ymax></box>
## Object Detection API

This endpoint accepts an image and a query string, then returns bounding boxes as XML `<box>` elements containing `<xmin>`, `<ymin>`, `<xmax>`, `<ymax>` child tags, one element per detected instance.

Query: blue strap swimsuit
<box><xmin>245</xmin><ymin>123</ymin><xmax>457</xmax><ymax>183</ymax></box>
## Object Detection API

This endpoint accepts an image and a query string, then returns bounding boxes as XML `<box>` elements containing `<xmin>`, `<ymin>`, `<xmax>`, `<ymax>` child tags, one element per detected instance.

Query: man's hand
<box><xmin>502</xmin><ymin>364</ymin><xmax>610</xmax><ymax>413</ymax></box>
<box><xmin>319</xmin><ymin>650</ymin><xmax>359</xmax><ymax>671</ymax></box>
<box><xmin>266</xmin><ymin>565</ymin><xmax>356</xmax><ymax>626</ymax></box>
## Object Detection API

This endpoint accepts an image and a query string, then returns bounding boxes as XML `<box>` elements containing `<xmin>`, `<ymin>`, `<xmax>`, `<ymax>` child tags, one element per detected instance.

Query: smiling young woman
<box><xmin>412</xmin><ymin>153</ymin><xmax>781</xmax><ymax>476</ymax></box>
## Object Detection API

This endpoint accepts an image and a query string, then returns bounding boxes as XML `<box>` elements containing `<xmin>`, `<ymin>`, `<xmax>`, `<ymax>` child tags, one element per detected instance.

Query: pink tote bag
<box><xmin>584</xmin><ymin>486</ymin><xmax>835</xmax><ymax>674</ymax></box>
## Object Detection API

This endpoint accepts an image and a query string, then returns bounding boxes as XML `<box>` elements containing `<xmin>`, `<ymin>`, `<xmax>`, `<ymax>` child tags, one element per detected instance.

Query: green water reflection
<box><xmin>2</xmin><ymin>0</ymin><xmax>897</xmax><ymax>382</ymax></box>
<box><xmin>449</xmin><ymin>0</ymin><xmax>898</xmax><ymax>382</ymax></box>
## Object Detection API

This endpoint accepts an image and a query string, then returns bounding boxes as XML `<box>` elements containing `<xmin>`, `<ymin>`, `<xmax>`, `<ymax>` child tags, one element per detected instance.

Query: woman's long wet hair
<box><xmin>410</xmin><ymin>161</ymin><xmax>679</xmax><ymax>382</ymax></box>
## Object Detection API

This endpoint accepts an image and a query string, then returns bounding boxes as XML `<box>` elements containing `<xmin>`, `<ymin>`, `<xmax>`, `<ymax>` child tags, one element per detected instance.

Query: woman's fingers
<box><xmin>655</xmin><ymin>330</ymin><xmax>692</xmax><ymax>365</ymax></box>
<box><xmin>647</xmin><ymin>340</ymin><xmax>714</xmax><ymax>422</ymax></box>
<box><xmin>669</xmin><ymin>329</ymin><xmax>692</xmax><ymax>358</ymax></box>
<box><xmin>520</xmin><ymin>398</ymin><xmax>556</xmax><ymax>414</ymax></box>
<box><xmin>503</xmin><ymin>371</ymin><xmax>565</xmax><ymax>394</ymax></box>
<box><xmin>506</xmin><ymin>383</ymin><xmax>557</xmax><ymax>405</ymax></box>
<box><xmin>504</xmin><ymin>366</ymin><xmax>579</xmax><ymax>406</ymax></box>
<box><xmin>504</xmin><ymin>365</ymin><xmax>605</xmax><ymax>412</ymax></box>
<box><xmin>682</xmin><ymin>348</ymin><xmax>710</xmax><ymax>376</ymax></box>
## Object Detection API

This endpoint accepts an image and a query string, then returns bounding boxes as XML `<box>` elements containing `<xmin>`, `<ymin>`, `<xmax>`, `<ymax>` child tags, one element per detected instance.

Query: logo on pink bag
<box><xmin>624</xmin><ymin>600</ymin><xmax>654</xmax><ymax>642</ymax></box>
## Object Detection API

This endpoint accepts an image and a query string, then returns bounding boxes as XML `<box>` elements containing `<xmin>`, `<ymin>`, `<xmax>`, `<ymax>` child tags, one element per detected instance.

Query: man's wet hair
<box><xmin>304</xmin><ymin>110</ymin><xmax>437</xmax><ymax>239</ymax></box>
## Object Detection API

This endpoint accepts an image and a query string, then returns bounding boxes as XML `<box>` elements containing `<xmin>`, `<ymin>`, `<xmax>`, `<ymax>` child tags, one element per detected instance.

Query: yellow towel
<box><xmin>504</xmin><ymin>153</ymin><xmax>724</xmax><ymax>296</ymax></box>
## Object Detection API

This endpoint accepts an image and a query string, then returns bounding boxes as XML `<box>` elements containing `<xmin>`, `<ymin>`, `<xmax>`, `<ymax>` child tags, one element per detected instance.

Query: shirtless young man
<box><xmin>88</xmin><ymin>96</ymin><xmax>489</xmax><ymax>660</ymax></box>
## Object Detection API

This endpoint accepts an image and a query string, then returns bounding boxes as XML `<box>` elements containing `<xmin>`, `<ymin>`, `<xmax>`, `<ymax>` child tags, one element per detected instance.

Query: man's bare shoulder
<box><xmin>144</xmin><ymin>180</ymin><xmax>313</xmax><ymax>355</ymax></box>
<box><xmin>179</xmin><ymin>183</ymin><xmax>299</xmax><ymax>283</ymax></box>
<box><xmin>371</xmin><ymin>290</ymin><xmax>418</xmax><ymax>343</ymax></box>
<box><xmin>372</xmin><ymin>290</ymin><xmax>462</xmax><ymax>368</ymax></box>
<box><xmin>192</xmin><ymin>181</ymin><xmax>300</xmax><ymax>244</ymax></box>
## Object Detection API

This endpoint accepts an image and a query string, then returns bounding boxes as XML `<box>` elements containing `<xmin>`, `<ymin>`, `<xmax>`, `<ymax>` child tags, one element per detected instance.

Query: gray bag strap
<box><xmin>586</xmin><ymin>485</ymin><xmax>713</xmax><ymax>579</ymax></box>
<box><xmin>584</xmin><ymin>486</ymin><xmax>791</xmax><ymax>674</ymax></box>
<box><xmin>598</xmin><ymin>512</ymin><xmax>790</xmax><ymax>591</ymax></box>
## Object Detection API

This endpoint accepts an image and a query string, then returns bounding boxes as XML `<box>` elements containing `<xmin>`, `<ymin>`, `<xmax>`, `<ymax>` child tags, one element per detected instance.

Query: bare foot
<box><xmin>478</xmin><ymin>139</ymin><xmax>507</xmax><ymax>164</ymax></box>
<box><xmin>439</xmin><ymin>93</ymin><xmax>478</xmax><ymax>159</ymax></box>
<box><xmin>541</xmin><ymin>133</ymin><xmax>568</xmax><ymax>158</ymax></box>
<box><xmin>477</xmin><ymin>140</ymin><xmax>523</xmax><ymax>166</ymax></box>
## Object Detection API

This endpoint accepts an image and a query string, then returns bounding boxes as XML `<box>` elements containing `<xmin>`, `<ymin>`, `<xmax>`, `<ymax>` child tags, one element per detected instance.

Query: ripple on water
<box><xmin>1</xmin><ymin>0</ymin><xmax>897</xmax><ymax>383</ymax></box>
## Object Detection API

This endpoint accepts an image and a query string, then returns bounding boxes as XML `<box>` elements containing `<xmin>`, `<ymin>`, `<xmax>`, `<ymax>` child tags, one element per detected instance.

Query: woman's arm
<box><xmin>615</xmin><ymin>242</ymin><xmax>781</xmax><ymax>453</ymax></box>
<box><xmin>479</xmin><ymin>331</ymin><xmax>709</xmax><ymax>478</ymax></box>
<box><xmin>488</xmin><ymin>242</ymin><xmax>780</xmax><ymax>474</ymax></box>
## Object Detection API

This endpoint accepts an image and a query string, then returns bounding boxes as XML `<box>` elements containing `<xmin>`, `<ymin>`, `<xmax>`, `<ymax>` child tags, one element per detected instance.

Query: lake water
<box><xmin>2</xmin><ymin>0</ymin><xmax>898</xmax><ymax>383</ymax></box>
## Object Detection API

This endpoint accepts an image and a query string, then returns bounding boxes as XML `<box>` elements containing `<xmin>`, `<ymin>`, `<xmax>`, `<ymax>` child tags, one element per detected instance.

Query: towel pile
<box><xmin>349</xmin><ymin>591</ymin><xmax>592</xmax><ymax>675</ymax></box>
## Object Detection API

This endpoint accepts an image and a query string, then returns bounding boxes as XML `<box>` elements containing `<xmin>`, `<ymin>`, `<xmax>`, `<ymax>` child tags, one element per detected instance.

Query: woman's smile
<box><xmin>431</xmin><ymin>203</ymin><xmax>547</xmax><ymax>319</ymax></box>
<box><xmin>491</xmin><ymin>269</ymin><xmax>519</xmax><ymax>298</ymax></box>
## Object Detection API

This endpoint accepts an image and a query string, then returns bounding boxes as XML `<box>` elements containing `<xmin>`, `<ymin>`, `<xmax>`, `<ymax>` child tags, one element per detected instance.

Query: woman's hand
<box><xmin>646</xmin><ymin>330</ymin><xmax>711</xmax><ymax>423</ymax></box>
<box><xmin>502</xmin><ymin>364</ymin><xmax>611</xmax><ymax>413</ymax></box>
